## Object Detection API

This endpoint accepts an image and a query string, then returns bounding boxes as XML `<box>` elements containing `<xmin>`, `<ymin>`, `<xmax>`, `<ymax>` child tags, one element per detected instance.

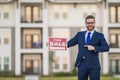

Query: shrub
<box><xmin>53</xmin><ymin>72</ymin><xmax>73</xmax><ymax>77</ymax></box>
<box><xmin>0</xmin><ymin>71</ymin><xmax>15</xmax><ymax>77</ymax></box>
<box><xmin>53</xmin><ymin>67</ymin><xmax>78</xmax><ymax>77</ymax></box>
<box><xmin>72</xmin><ymin>67</ymin><xmax>78</xmax><ymax>75</ymax></box>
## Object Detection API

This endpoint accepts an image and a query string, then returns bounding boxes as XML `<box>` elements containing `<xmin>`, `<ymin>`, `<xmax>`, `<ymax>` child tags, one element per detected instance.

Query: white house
<box><xmin>0</xmin><ymin>0</ymin><xmax>120</xmax><ymax>76</ymax></box>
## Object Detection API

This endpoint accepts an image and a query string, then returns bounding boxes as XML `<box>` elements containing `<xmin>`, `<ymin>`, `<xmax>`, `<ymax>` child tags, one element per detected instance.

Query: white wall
<box><xmin>0</xmin><ymin>29</ymin><xmax>11</xmax><ymax>70</ymax></box>
<box><xmin>48</xmin><ymin>3</ymin><xmax>103</xmax><ymax>27</ymax></box>
<box><xmin>0</xmin><ymin>3</ymin><xmax>15</xmax><ymax>27</ymax></box>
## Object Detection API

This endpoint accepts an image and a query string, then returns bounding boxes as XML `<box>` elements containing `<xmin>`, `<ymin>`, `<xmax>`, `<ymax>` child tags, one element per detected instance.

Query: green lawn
<box><xmin>0</xmin><ymin>76</ymin><xmax>120</xmax><ymax>80</ymax></box>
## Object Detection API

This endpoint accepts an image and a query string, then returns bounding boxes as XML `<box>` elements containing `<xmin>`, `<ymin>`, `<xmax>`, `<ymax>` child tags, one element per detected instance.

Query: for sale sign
<box><xmin>48</xmin><ymin>38</ymin><xmax>67</xmax><ymax>50</ymax></box>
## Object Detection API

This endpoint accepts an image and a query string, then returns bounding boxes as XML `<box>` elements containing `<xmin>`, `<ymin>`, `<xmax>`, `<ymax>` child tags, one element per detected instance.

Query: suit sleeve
<box><xmin>94</xmin><ymin>34</ymin><xmax>109</xmax><ymax>52</ymax></box>
<box><xmin>67</xmin><ymin>32</ymin><xmax>79</xmax><ymax>48</ymax></box>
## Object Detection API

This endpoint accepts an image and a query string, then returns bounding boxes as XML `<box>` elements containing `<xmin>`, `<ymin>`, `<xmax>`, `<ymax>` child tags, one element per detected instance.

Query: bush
<box><xmin>53</xmin><ymin>72</ymin><xmax>73</xmax><ymax>77</ymax></box>
<box><xmin>72</xmin><ymin>67</ymin><xmax>78</xmax><ymax>75</ymax></box>
<box><xmin>53</xmin><ymin>67</ymin><xmax>78</xmax><ymax>77</ymax></box>
<box><xmin>0</xmin><ymin>71</ymin><xmax>15</xmax><ymax>77</ymax></box>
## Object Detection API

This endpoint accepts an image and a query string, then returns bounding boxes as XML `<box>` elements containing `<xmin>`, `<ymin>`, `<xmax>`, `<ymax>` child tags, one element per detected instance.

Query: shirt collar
<box><xmin>86</xmin><ymin>29</ymin><xmax>95</xmax><ymax>34</ymax></box>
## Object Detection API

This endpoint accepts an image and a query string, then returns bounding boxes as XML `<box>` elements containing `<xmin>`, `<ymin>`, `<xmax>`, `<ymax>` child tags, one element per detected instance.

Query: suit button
<box><xmin>82</xmin><ymin>56</ymin><xmax>85</xmax><ymax>59</ymax></box>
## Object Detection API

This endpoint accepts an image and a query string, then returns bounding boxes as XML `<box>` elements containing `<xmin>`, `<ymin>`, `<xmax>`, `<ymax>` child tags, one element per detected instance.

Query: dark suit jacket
<box><xmin>67</xmin><ymin>30</ymin><xmax>109</xmax><ymax>68</ymax></box>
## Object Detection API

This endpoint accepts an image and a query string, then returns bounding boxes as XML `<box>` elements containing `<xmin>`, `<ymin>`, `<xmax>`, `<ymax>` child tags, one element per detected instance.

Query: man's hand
<box><xmin>87</xmin><ymin>45</ymin><xmax>95</xmax><ymax>51</ymax></box>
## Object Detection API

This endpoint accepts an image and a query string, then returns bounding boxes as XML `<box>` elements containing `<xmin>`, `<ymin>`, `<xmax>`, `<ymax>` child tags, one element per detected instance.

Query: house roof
<box><xmin>48</xmin><ymin>0</ymin><xmax>103</xmax><ymax>3</ymax></box>
<box><xmin>0</xmin><ymin>0</ymin><xmax>16</xmax><ymax>3</ymax></box>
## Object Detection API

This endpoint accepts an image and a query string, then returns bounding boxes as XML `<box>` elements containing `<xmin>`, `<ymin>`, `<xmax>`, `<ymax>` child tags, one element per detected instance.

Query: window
<box><xmin>22</xmin><ymin>28</ymin><xmax>43</xmax><ymax>48</ymax></box>
<box><xmin>110</xmin><ymin>34</ymin><xmax>120</xmax><ymax>48</ymax></box>
<box><xmin>119</xmin><ymin>60</ymin><xmax>120</xmax><ymax>74</ymax></box>
<box><xmin>3</xmin><ymin>30</ymin><xmax>9</xmax><ymax>44</ymax></box>
<box><xmin>110</xmin><ymin>34</ymin><xmax>117</xmax><ymax>47</ymax></box>
<box><xmin>0</xmin><ymin>12</ymin><xmax>1</xmax><ymax>19</ymax></box>
<box><xmin>91</xmin><ymin>12</ymin><xmax>96</xmax><ymax>17</ymax></box>
<box><xmin>63</xmin><ymin>55</ymin><xmax>68</xmax><ymax>69</ymax></box>
<box><xmin>110</xmin><ymin>5</ymin><xmax>120</xmax><ymax>23</ymax></box>
<box><xmin>111</xmin><ymin>60</ymin><xmax>116</xmax><ymax>73</ymax></box>
<box><xmin>54</xmin><ymin>12</ymin><xmax>59</xmax><ymax>19</ymax></box>
<box><xmin>62</xmin><ymin>12</ymin><xmax>67</xmax><ymax>19</ymax></box>
<box><xmin>25</xmin><ymin>34</ymin><xmax>41</xmax><ymax>48</ymax></box>
<box><xmin>109</xmin><ymin>29</ymin><xmax>120</xmax><ymax>48</ymax></box>
<box><xmin>24</xmin><ymin>6</ymin><xmax>40</xmax><ymax>23</ymax></box>
<box><xmin>54</xmin><ymin>56</ymin><xmax>60</xmax><ymax>69</ymax></box>
<box><xmin>4</xmin><ymin>38</ymin><xmax>9</xmax><ymax>44</ymax></box>
<box><xmin>118</xmin><ymin>35</ymin><xmax>120</xmax><ymax>47</ymax></box>
<box><xmin>83</xmin><ymin>12</ymin><xmax>88</xmax><ymax>18</ymax></box>
<box><xmin>25</xmin><ymin>60</ymin><xmax>39</xmax><ymax>74</ymax></box>
<box><xmin>25</xmin><ymin>34</ymin><xmax>32</xmax><ymax>48</ymax></box>
<box><xmin>118</xmin><ymin>6</ymin><xmax>120</xmax><ymax>22</ymax></box>
<box><xmin>33</xmin><ymin>60</ymin><xmax>39</xmax><ymax>74</ymax></box>
<box><xmin>53</xmin><ymin>5</ymin><xmax>60</xmax><ymax>19</ymax></box>
<box><xmin>4</xmin><ymin>12</ymin><xmax>9</xmax><ymax>19</ymax></box>
<box><xmin>110</xmin><ymin>60</ymin><xmax>120</xmax><ymax>74</ymax></box>
<box><xmin>0</xmin><ymin>57</ymin><xmax>1</xmax><ymax>71</ymax></box>
<box><xmin>4</xmin><ymin>57</ymin><xmax>9</xmax><ymax>71</ymax></box>
<box><xmin>0</xmin><ymin>38</ymin><xmax>1</xmax><ymax>44</ymax></box>
<box><xmin>63</xmin><ymin>63</ymin><xmax>67</xmax><ymax>69</ymax></box>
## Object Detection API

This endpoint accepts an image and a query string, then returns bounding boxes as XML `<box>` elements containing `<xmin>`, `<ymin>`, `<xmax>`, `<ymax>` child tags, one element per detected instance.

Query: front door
<box><xmin>110</xmin><ymin>59</ymin><xmax>120</xmax><ymax>74</ymax></box>
<box><xmin>25</xmin><ymin>60</ymin><xmax>39</xmax><ymax>74</ymax></box>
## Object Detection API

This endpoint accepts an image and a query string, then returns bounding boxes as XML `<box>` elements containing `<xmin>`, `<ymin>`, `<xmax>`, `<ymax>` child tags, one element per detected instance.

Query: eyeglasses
<box><xmin>86</xmin><ymin>22</ymin><xmax>95</xmax><ymax>24</ymax></box>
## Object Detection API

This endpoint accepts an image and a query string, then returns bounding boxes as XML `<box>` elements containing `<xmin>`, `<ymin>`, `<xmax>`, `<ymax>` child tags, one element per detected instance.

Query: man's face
<box><xmin>85</xmin><ymin>18</ymin><xmax>95</xmax><ymax>31</ymax></box>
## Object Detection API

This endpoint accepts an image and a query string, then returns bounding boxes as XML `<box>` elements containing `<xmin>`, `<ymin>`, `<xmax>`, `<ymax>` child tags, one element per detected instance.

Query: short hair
<box><xmin>85</xmin><ymin>15</ymin><xmax>95</xmax><ymax>23</ymax></box>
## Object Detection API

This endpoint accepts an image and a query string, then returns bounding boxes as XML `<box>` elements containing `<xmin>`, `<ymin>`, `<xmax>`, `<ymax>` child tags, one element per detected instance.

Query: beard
<box><xmin>87</xmin><ymin>26</ymin><xmax>95</xmax><ymax>31</ymax></box>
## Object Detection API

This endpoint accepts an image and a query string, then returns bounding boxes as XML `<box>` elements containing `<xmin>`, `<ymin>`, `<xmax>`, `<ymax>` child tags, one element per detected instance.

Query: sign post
<box><xmin>48</xmin><ymin>37</ymin><xmax>67</xmax><ymax>79</ymax></box>
<box><xmin>48</xmin><ymin>38</ymin><xmax>67</xmax><ymax>50</ymax></box>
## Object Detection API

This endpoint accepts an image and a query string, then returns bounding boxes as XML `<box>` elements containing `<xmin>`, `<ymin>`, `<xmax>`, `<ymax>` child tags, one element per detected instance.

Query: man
<box><xmin>67</xmin><ymin>15</ymin><xmax>109</xmax><ymax>80</ymax></box>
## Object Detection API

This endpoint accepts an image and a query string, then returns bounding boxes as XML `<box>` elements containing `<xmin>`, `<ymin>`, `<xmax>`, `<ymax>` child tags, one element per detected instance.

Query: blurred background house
<box><xmin>0</xmin><ymin>0</ymin><xmax>120</xmax><ymax>77</ymax></box>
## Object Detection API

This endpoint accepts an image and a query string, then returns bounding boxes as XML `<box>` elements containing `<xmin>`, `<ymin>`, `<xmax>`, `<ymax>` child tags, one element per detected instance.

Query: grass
<box><xmin>0</xmin><ymin>76</ymin><xmax>120</xmax><ymax>80</ymax></box>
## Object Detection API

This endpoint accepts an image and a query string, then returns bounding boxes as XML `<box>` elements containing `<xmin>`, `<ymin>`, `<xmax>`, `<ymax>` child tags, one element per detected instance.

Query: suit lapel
<box><xmin>83</xmin><ymin>31</ymin><xmax>87</xmax><ymax>45</ymax></box>
<box><xmin>90</xmin><ymin>30</ymin><xmax>97</xmax><ymax>44</ymax></box>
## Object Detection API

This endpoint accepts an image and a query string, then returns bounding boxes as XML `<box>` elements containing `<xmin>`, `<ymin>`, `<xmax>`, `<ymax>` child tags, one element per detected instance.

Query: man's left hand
<box><xmin>87</xmin><ymin>45</ymin><xmax>95</xmax><ymax>51</ymax></box>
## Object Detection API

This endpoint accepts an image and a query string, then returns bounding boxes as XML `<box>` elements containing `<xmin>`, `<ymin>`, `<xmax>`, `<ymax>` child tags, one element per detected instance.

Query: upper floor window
<box><xmin>109</xmin><ymin>5</ymin><xmax>120</xmax><ymax>23</ymax></box>
<box><xmin>0</xmin><ymin>57</ymin><xmax>1</xmax><ymax>71</ymax></box>
<box><xmin>83</xmin><ymin>12</ymin><xmax>88</xmax><ymax>18</ymax></box>
<box><xmin>21</xmin><ymin>4</ymin><xmax>42</xmax><ymax>23</ymax></box>
<box><xmin>109</xmin><ymin>28</ymin><xmax>120</xmax><ymax>48</ymax></box>
<box><xmin>53</xmin><ymin>56</ymin><xmax>60</xmax><ymax>69</ymax></box>
<box><xmin>54</xmin><ymin>12</ymin><xmax>59</xmax><ymax>19</ymax></box>
<box><xmin>21</xmin><ymin>28</ymin><xmax>43</xmax><ymax>48</ymax></box>
<box><xmin>62</xmin><ymin>55</ymin><xmax>68</xmax><ymax>70</ymax></box>
<box><xmin>62</xmin><ymin>12</ymin><xmax>67</xmax><ymax>19</ymax></box>
<box><xmin>3</xmin><ymin>5</ymin><xmax>9</xmax><ymax>20</ymax></box>
<box><xmin>53</xmin><ymin>5</ymin><xmax>68</xmax><ymax>20</ymax></box>
<box><xmin>4</xmin><ymin>12</ymin><xmax>9</xmax><ymax>19</ymax></box>
<box><xmin>0</xmin><ymin>38</ymin><xmax>1</xmax><ymax>44</ymax></box>
<box><xmin>4</xmin><ymin>38</ymin><xmax>9</xmax><ymax>44</ymax></box>
<box><xmin>0</xmin><ymin>12</ymin><xmax>1</xmax><ymax>19</ymax></box>
<box><xmin>83</xmin><ymin>12</ymin><xmax>96</xmax><ymax>19</ymax></box>
<box><xmin>3</xmin><ymin>30</ymin><xmax>9</xmax><ymax>44</ymax></box>
<box><xmin>91</xmin><ymin>12</ymin><xmax>96</xmax><ymax>17</ymax></box>
<box><xmin>0</xmin><ymin>0</ymin><xmax>14</xmax><ymax>3</ymax></box>
<box><xmin>53</xmin><ymin>5</ymin><xmax>60</xmax><ymax>19</ymax></box>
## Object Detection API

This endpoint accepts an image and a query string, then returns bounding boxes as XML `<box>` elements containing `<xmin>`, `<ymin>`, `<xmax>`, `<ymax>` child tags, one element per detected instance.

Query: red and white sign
<box><xmin>48</xmin><ymin>38</ymin><xmax>67</xmax><ymax>50</ymax></box>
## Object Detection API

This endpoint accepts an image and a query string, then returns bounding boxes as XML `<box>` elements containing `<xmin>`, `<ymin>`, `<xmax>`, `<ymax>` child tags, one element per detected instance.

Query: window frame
<box><xmin>25</xmin><ymin>34</ymin><xmax>42</xmax><ymax>48</ymax></box>
<box><xmin>110</xmin><ymin>34</ymin><xmax>120</xmax><ymax>48</ymax></box>
<box><xmin>4</xmin><ymin>12</ymin><xmax>9</xmax><ymax>19</ymax></box>
<box><xmin>109</xmin><ymin>5</ymin><xmax>120</xmax><ymax>23</ymax></box>
<box><xmin>25</xmin><ymin>5</ymin><xmax>40</xmax><ymax>23</ymax></box>
<box><xmin>4</xmin><ymin>57</ymin><xmax>9</xmax><ymax>71</ymax></box>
